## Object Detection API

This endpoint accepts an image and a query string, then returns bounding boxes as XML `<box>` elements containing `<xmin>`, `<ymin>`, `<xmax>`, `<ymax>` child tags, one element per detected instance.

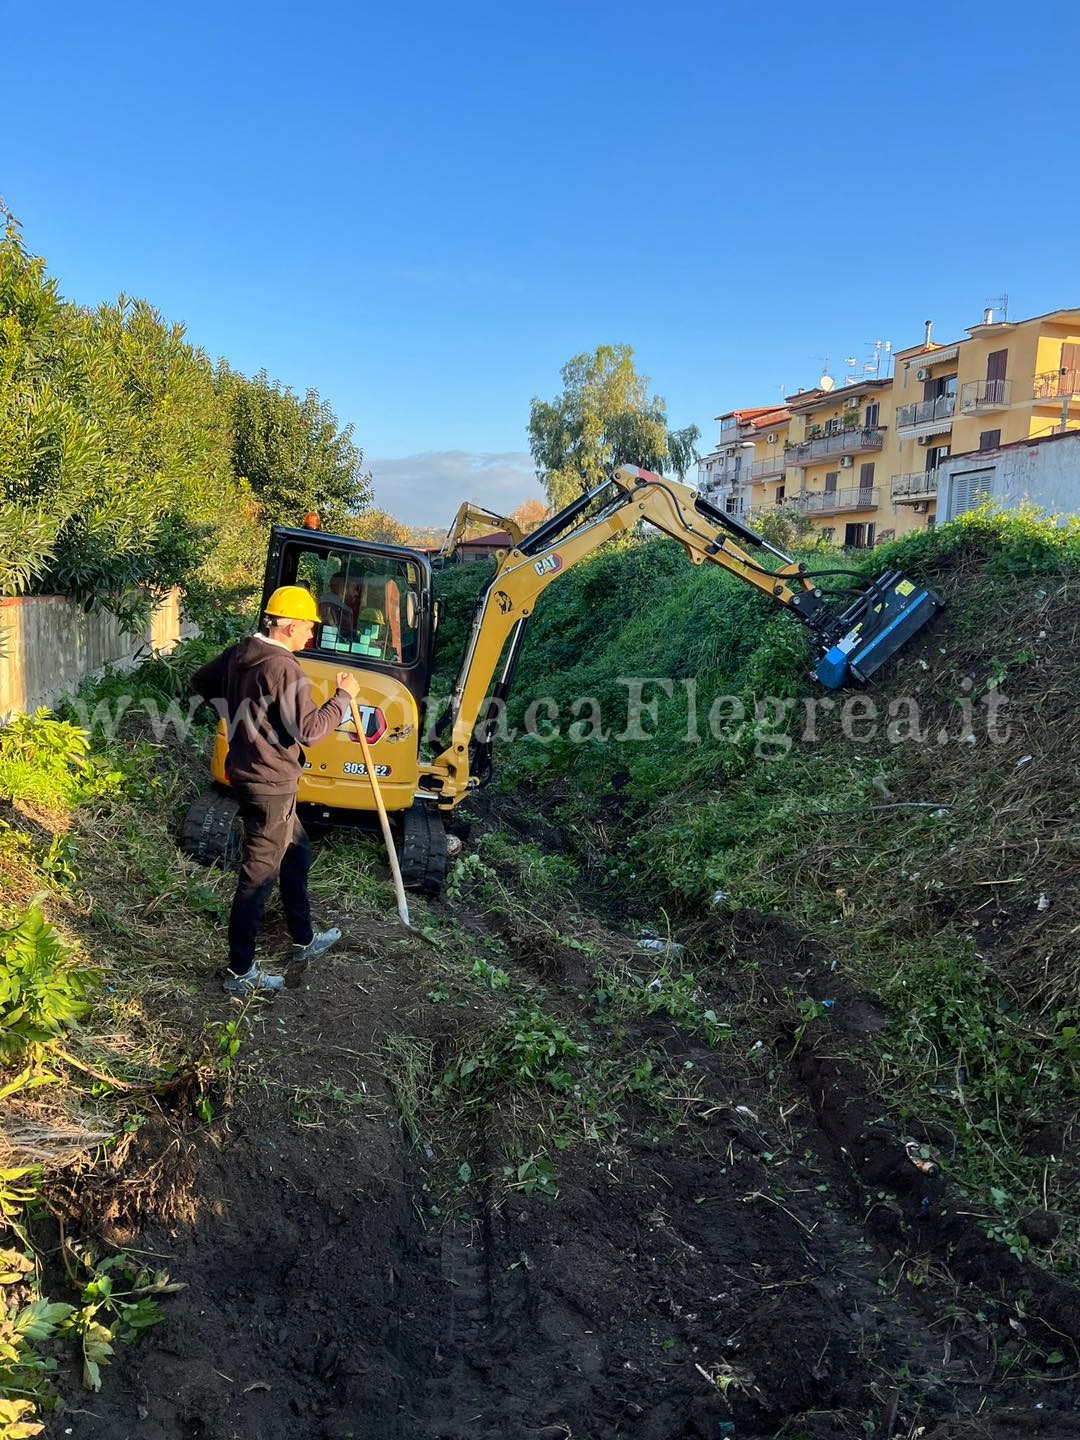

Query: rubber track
<box><xmin>399</xmin><ymin>802</ymin><xmax>448</xmax><ymax>895</ymax></box>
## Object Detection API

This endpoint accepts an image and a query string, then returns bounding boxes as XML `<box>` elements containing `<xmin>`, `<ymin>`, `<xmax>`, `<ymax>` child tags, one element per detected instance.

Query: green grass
<box><xmin>430</xmin><ymin>507</ymin><xmax>1080</xmax><ymax>1268</ymax></box>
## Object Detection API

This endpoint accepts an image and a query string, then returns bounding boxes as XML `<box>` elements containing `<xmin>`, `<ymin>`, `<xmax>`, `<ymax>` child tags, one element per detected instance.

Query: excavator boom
<box><xmin>420</xmin><ymin>466</ymin><xmax>940</xmax><ymax>804</ymax></box>
<box><xmin>433</xmin><ymin>502</ymin><xmax>526</xmax><ymax>568</ymax></box>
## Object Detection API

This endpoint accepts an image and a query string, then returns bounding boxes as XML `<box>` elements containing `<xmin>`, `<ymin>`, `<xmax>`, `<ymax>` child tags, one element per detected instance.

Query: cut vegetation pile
<box><xmin>0</xmin><ymin>507</ymin><xmax>1076</xmax><ymax>1439</ymax></box>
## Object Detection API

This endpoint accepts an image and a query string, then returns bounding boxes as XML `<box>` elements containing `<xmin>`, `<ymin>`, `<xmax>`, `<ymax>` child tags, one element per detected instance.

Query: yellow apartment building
<box><xmin>891</xmin><ymin>308</ymin><xmax>1080</xmax><ymax>519</ymax></box>
<box><xmin>782</xmin><ymin>378</ymin><xmax>903</xmax><ymax>546</ymax></box>
<box><xmin>697</xmin><ymin>405</ymin><xmax>789</xmax><ymax>518</ymax></box>
<box><xmin>698</xmin><ymin>304</ymin><xmax>1080</xmax><ymax>547</ymax></box>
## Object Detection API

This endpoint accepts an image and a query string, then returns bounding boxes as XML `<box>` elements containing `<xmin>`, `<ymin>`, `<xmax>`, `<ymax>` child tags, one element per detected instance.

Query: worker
<box><xmin>318</xmin><ymin>571</ymin><xmax>355</xmax><ymax>639</ymax></box>
<box><xmin>191</xmin><ymin>586</ymin><xmax>361</xmax><ymax>994</ymax></box>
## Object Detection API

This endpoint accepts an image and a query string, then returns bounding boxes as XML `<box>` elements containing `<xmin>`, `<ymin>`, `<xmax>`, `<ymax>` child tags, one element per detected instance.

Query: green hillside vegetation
<box><xmin>436</xmin><ymin>508</ymin><xmax>1080</xmax><ymax>1265</ymax></box>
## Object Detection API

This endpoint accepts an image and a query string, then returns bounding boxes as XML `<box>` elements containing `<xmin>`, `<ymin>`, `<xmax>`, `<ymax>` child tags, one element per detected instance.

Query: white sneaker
<box><xmin>223</xmin><ymin>965</ymin><xmax>285</xmax><ymax>995</ymax></box>
<box><xmin>291</xmin><ymin>927</ymin><xmax>342</xmax><ymax>962</ymax></box>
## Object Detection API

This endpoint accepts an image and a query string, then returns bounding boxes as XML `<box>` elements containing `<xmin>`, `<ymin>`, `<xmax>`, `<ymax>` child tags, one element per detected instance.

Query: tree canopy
<box><xmin>216</xmin><ymin>365</ymin><xmax>373</xmax><ymax>530</ymax></box>
<box><xmin>0</xmin><ymin>209</ymin><xmax>238</xmax><ymax>625</ymax></box>
<box><xmin>528</xmin><ymin>344</ymin><xmax>700</xmax><ymax>510</ymax></box>
<box><xmin>0</xmin><ymin>205</ymin><xmax>377</xmax><ymax>625</ymax></box>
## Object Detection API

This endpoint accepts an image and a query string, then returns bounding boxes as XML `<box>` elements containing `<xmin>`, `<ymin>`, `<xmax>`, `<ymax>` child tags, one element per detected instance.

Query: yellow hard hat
<box><xmin>264</xmin><ymin>585</ymin><xmax>321</xmax><ymax>624</ymax></box>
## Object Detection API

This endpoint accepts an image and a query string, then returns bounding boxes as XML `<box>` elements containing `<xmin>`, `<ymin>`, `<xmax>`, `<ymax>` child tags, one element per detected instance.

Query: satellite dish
<box><xmin>818</xmin><ymin>373</ymin><xmax>836</xmax><ymax>392</ymax></box>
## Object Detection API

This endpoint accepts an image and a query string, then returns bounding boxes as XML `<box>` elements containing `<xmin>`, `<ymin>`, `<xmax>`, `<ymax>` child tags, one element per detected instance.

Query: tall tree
<box><xmin>336</xmin><ymin>509</ymin><xmax>411</xmax><ymax>546</ymax></box>
<box><xmin>508</xmin><ymin>497</ymin><xmax>550</xmax><ymax>534</ymax></box>
<box><xmin>218</xmin><ymin>365</ymin><xmax>373</xmax><ymax>528</ymax></box>
<box><xmin>528</xmin><ymin>344</ymin><xmax>700</xmax><ymax>510</ymax></box>
<box><xmin>0</xmin><ymin>205</ymin><xmax>240</xmax><ymax>624</ymax></box>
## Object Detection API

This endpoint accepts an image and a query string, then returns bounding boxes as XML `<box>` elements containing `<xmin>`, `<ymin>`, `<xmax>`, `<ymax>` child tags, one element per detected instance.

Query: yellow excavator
<box><xmin>180</xmin><ymin>465</ymin><xmax>940</xmax><ymax>892</ymax></box>
<box><xmin>433</xmin><ymin>502</ymin><xmax>524</xmax><ymax>567</ymax></box>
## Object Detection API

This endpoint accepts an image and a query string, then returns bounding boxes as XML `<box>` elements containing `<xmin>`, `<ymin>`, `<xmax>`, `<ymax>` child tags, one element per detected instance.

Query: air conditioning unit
<box><xmin>766</xmin><ymin>433</ymin><xmax>776</xmax><ymax>443</ymax></box>
<box><xmin>917</xmin><ymin>434</ymin><xmax>933</xmax><ymax>446</ymax></box>
<box><xmin>916</xmin><ymin>366</ymin><xmax>931</xmax><ymax>382</ymax></box>
<box><xmin>845</xmin><ymin>395</ymin><xmax>860</xmax><ymax>408</ymax></box>
<box><xmin>913</xmin><ymin>501</ymin><xmax>928</xmax><ymax>513</ymax></box>
<box><xmin>839</xmin><ymin>455</ymin><xmax>854</xmax><ymax>469</ymax></box>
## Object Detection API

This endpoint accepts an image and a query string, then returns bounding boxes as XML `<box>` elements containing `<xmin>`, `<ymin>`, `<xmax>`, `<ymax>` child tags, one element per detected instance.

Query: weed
<box><xmin>438</xmin><ymin>1006</ymin><xmax>587</xmax><ymax>1095</ymax></box>
<box><xmin>384</xmin><ymin>1035</ymin><xmax>435</xmax><ymax>1145</ymax></box>
<box><xmin>0</xmin><ymin>908</ymin><xmax>95</xmax><ymax>1063</ymax></box>
<box><xmin>596</xmin><ymin>955</ymin><xmax>731</xmax><ymax>1049</ymax></box>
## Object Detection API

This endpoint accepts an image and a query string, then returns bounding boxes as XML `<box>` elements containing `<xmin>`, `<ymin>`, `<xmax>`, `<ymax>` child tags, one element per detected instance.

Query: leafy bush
<box><xmin>0</xmin><ymin>908</ymin><xmax>94</xmax><ymax>1061</ymax></box>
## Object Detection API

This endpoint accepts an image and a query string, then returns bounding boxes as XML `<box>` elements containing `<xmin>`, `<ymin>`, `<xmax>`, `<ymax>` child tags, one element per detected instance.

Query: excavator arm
<box><xmin>421</xmin><ymin>466</ymin><xmax>940</xmax><ymax>804</ymax></box>
<box><xmin>434</xmin><ymin>502</ymin><xmax>526</xmax><ymax>568</ymax></box>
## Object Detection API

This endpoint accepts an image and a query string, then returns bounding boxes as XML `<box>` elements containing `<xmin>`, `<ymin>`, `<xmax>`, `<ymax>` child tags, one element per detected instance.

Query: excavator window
<box><xmin>283</xmin><ymin>542</ymin><xmax>422</xmax><ymax>666</ymax></box>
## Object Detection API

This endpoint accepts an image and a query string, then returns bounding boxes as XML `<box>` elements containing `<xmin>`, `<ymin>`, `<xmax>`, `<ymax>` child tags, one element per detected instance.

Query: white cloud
<box><xmin>367</xmin><ymin>450</ymin><xmax>543</xmax><ymax>527</ymax></box>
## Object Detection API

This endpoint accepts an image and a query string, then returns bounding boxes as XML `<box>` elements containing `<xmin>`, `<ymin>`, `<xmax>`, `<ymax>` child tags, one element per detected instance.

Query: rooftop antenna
<box><xmin>845</xmin><ymin>355</ymin><xmax>858</xmax><ymax>383</ymax></box>
<box><xmin>815</xmin><ymin>354</ymin><xmax>835</xmax><ymax>392</ymax></box>
<box><xmin>864</xmin><ymin>338</ymin><xmax>892</xmax><ymax>380</ymax></box>
<box><xmin>986</xmin><ymin>293</ymin><xmax>1009</xmax><ymax>323</ymax></box>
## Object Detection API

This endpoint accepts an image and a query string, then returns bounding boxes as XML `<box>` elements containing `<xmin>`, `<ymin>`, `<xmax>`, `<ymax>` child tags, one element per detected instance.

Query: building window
<box><xmin>859</xmin><ymin>462</ymin><xmax>876</xmax><ymax>498</ymax></box>
<box><xmin>979</xmin><ymin>429</ymin><xmax>1001</xmax><ymax>452</ymax></box>
<box><xmin>775</xmin><ymin>484</ymin><xmax>786</xmax><ymax>504</ymax></box>
<box><xmin>926</xmin><ymin>445</ymin><xmax>950</xmax><ymax>472</ymax></box>
<box><xmin>824</xmin><ymin>471</ymin><xmax>839</xmax><ymax>493</ymax></box>
<box><xmin>844</xmin><ymin>522</ymin><xmax>876</xmax><ymax>548</ymax></box>
<box><xmin>865</xmin><ymin>401</ymin><xmax>880</xmax><ymax>428</ymax></box>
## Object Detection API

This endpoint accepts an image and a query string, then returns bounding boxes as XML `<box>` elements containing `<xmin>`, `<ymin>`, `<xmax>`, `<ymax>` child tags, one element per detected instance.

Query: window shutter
<box><xmin>950</xmin><ymin>470</ymin><xmax>992</xmax><ymax>517</ymax></box>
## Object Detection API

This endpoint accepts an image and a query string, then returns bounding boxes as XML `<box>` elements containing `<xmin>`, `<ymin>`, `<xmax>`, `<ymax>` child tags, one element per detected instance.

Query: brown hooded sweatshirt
<box><xmin>191</xmin><ymin>634</ymin><xmax>349</xmax><ymax>795</ymax></box>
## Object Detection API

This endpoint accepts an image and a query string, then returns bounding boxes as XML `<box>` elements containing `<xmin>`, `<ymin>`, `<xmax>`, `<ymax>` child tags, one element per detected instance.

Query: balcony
<box><xmin>751</xmin><ymin>455</ymin><xmax>786</xmax><ymax>480</ymax></box>
<box><xmin>784</xmin><ymin>427</ymin><xmax>885</xmax><ymax>466</ymax></box>
<box><xmin>1033</xmin><ymin>369</ymin><xmax>1080</xmax><ymax>401</ymax></box>
<box><xmin>793</xmin><ymin>486</ymin><xmax>879</xmax><ymax>516</ymax></box>
<box><xmin>891</xmin><ymin>471</ymin><xmax>940</xmax><ymax>503</ymax></box>
<box><xmin>961</xmin><ymin>378</ymin><xmax>1012</xmax><ymax>412</ymax></box>
<box><xmin>896</xmin><ymin>394</ymin><xmax>955</xmax><ymax>430</ymax></box>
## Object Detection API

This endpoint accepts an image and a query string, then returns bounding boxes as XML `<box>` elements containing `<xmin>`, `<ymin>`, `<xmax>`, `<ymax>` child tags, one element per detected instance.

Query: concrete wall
<box><xmin>935</xmin><ymin>430</ymin><xmax>1080</xmax><ymax>524</ymax></box>
<box><xmin>0</xmin><ymin>589</ymin><xmax>195</xmax><ymax>718</ymax></box>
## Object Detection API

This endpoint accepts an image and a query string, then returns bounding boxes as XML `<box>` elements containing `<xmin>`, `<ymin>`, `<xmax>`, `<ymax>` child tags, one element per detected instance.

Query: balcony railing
<box><xmin>961</xmin><ymin>378</ymin><xmax>1012</xmax><ymax>412</ymax></box>
<box><xmin>784</xmin><ymin>427</ymin><xmax>885</xmax><ymax>466</ymax></box>
<box><xmin>793</xmin><ymin>486</ymin><xmax>879</xmax><ymax>516</ymax></box>
<box><xmin>896</xmin><ymin>394</ymin><xmax>955</xmax><ymax>428</ymax></box>
<box><xmin>1033</xmin><ymin>369</ymin><xmax>1080</xmax><ymax>401</ymax></box>
<box><xmin>751</xmin><ymin>455</ymin><xmax>786</xmax><ymax>479</ymax></box>
<box><xmin>891</xmin><ymin>471</ymin><xmax>939</xmax><ymax>502</ymax></box>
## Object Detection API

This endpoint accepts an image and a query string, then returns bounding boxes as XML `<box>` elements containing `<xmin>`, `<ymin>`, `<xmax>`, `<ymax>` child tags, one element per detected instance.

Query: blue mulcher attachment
<box><xmin>813</xmin><ymin>571</ymin><xmax>942</xmax><ymax>689</ymax></box>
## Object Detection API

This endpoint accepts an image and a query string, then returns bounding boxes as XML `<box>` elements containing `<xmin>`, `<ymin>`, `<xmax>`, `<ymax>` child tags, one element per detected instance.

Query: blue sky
<box><xmin>5</xmin><ymin>1</ymin><xmax>1078</xmax><ymax>524</ymax></box>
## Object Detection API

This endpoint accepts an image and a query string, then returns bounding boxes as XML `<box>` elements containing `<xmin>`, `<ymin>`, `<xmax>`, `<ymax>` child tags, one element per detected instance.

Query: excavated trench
<box><xmin>45</xmin><ymin>822</ymin><xmax>1080</xmax><ymax>1440</ymax></box>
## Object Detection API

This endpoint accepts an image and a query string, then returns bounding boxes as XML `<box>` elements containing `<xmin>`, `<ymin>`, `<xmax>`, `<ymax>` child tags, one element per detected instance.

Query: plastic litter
<box><xmin>710</xmin><ymin>890</ymin><xmax>730</xmax><ymax>908</ymax></box>
<box><xmin>1037</xmin><ymin>893</ymin><xmax>1051</xmax><ymax>911</ymax></box>
<box><xmin>637</xmin><ymin>938</ymin><xmax>686</xmax><ymax>958</ymax></box>
<box><xmin>904</xmin><ymin>1139</ymin><xmax>939</xmax><ymax>1176</ymax></box>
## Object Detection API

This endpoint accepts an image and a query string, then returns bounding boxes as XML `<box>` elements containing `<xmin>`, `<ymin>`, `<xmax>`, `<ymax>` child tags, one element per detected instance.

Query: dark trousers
<box><xmin>227</xmin><ymin>791</ymin><xmax>315</xmax><ymax>974</ymax></box>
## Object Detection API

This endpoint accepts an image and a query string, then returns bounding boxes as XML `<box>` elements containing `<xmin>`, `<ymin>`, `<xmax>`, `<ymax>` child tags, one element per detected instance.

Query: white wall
<box><xmin>936</xmin><ymin>432</ymin><xmax>1080</xmax><ymax>523</ymax></box>
<box><xmin>0</xmin><ymin>589</ymin><xmax>196</xmax><ymax>719</ymax></box>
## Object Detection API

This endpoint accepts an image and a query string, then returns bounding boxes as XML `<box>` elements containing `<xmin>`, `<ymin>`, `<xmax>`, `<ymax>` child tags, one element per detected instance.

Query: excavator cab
<box><xmin>181</xmin><ymin>526</ymin><xmax>450</xmax><ymax>893</ymax></box>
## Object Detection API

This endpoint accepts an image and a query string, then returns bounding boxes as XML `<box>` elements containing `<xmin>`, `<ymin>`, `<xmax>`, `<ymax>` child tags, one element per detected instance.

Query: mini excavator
<box><xmin>181</xmin><ymin>465</ymin><xmax>940</xmax><ymax>893</ymax></box>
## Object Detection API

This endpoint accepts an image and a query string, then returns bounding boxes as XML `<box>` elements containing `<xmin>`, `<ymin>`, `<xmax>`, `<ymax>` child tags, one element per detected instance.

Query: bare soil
<box><xmin>42</xmin><ymin>848</ymin><xmax>1079</xmax><ymax>1440</ymax></box>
